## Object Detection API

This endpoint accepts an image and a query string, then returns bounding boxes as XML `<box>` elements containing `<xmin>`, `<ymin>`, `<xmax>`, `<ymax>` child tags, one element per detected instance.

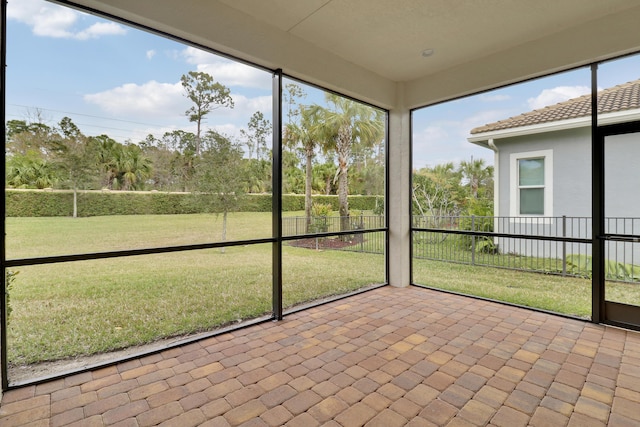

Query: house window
<box><xmin>518</xmin><ymin>158</ymin><xmax>544</xmax><ymax>214</ymax></box>
<box><xmin>510</xmin><ymin>150</ymin><xmax>553</xmax><ymax>217</ymax></box>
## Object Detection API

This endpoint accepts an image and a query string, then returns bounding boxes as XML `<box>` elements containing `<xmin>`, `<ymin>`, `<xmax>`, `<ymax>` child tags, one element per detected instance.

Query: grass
<box><xmin>413</xmin><ymin>232</ymin><xmax>586</xmax><ymax>276</ymax></box>
<box><xmin>6</xmin><ymin>213</ymin><xmax>640</xmax><ymax>367</ymax></box>
<box><xmin>413</xmin><ymin>230</ymin><xmax>640</xmax><ymax>312</ymax></box>
<box><xmin>5</xmin><ymin>213</ymin><xmax>384</xmax><ymax>366</ymax></box>
<box><xmin>413</xmin><ymin>258</ymin><xmax>593</xmax><ymax>318</ymax></box>
<box><xmin>6</xmin><ymin>212</ymin><xmax>275</xmax><ymax>258</ymax></box>
<box><xmin>413</xmin><ymin>258</ymin><xmax>640</xmax><ymax>318</ymax></box>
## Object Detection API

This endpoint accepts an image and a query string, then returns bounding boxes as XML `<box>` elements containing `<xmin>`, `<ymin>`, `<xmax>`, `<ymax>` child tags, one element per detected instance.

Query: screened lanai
<box><xmin>36</xmin><ymin>0</ymin><xmax>640</xmax><ymax>303</ymax></box>
<box><xmin>2</xmin><ymin>1</ymin><xmax>640</xmax><ymax>424</ymax></box>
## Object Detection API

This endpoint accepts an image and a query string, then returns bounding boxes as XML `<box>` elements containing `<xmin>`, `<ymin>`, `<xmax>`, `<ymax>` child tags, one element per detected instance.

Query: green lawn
<box><xmin>5</xmin><ymin>213</ymin><xmax>384</xmax><ymax>366</ymax></box>
<box><xmin>413</xmin><ymin>258</ymin><xmax>593</xmax><ymax>318</ymax></box>
<box><xmin>6</xmin><ymin>212</ymin><xmax>275</xmax><ymax>258</ymax></box>
<box><xmin>413</xmin><ymin>258</ymin><xmax>640</xmax><ymax>319</ymax></box>
<box><xmin>6</xmin><ymin>213</ymin><xmax>640</xmax><ymax>367</ymax></box>
<box><xmin>413</xmin><ymin>231</ymin><xmax>640</xmax><ymax>315</ymax></box>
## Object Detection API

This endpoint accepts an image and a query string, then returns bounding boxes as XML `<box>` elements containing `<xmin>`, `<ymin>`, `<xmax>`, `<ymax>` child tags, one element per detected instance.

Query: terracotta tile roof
<box><xmin>470</xmin><ymin>78</ymin><xmax>640</xmax><ymax>134</ymax></box>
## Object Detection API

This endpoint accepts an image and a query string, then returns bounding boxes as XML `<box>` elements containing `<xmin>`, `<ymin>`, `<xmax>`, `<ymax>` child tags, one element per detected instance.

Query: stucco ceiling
<box><xmin>59</xmin><ymin>0</ymin><xmax>640</xmax><ymax>109</ymax></box>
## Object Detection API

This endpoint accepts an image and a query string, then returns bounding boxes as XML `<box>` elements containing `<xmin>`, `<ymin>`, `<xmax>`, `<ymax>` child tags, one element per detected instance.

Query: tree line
<box><xmin>6</xmin><ymin>70</ymin><xmax>492</xmax><ymax>231</ymax></box>
<box><xmin>5</xmin><ymin>72</ymin><xmax>386</xmax><ymax>233</ymax></box>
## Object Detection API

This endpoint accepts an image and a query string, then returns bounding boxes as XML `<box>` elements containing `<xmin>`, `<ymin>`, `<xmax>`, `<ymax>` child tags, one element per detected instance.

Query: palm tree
<box><xmin>283</xmin><ymin>105</ymin><xmax>324</xmax><ymax>231</ymax></box>
<box><xmin>6</xmin><ymin>152</ymin><xmax>57</xmax><ymax>189</ymax></box>
<box><xmin>459</xmin><ymin>158</ymin><xmax>493</xmax><ymax>199</ymax></box>
<box><xmin>313</xmin><ymin>94</ymin><xmax>384</xmax><ymax>232</ymax></box>
<box><xmin>313</xmin><ymin>162</ymin><xmax>337</xmax><ymax>195</ymax></box>
<box><xmin>92</xmin><ymin>135</ymin><xmax>120</xmax><ymax>189</ymax></box>
<box><xmin>115</xmin><ymin>145</ymin><xmax>153</xmax><ymax>191</ymax></box>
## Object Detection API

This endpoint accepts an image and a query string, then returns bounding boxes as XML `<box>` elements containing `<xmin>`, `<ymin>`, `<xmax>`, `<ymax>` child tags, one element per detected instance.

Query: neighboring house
<box><xmin>468</xmin><ymin>79</ymin><xmax>640</xmax><ymax>265</ymax></box>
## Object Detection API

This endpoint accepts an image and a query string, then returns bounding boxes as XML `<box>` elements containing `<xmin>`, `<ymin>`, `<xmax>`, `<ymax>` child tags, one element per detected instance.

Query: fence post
<box><xmin>471</xmin><ymin>215</ymin><xmax>476</xmax><ymax>265</ymax></box>
<box><xmin>562</xmin><ymin>215</ymin><xmax>567</xmax><ymax>276</ymax></box>
<box><xmin>360</xmin><ymin>212</ymin><xmax>364</xmax><ymax>252</ymax></box>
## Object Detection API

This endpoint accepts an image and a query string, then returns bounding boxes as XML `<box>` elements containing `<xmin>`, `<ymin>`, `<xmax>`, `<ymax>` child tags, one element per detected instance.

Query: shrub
<box><xmin>6</xmin><ymin>190</ymin><xmax>72</xmax><ymax>216</ymax></box>
<box><xmin>566</xmin><ymin>255</ymin><xmax>640</xmax><ymax>282</ymax></box>
<box><xmin>372</xmin><ymin>195</ymin><xmax>384</xmax><ymax>215</ymax></box>
<box><xmin>282</xmin><ymin>194</ymin><xmax>306</xmax><ymax>211</ymax></box>
<box><xmin>310</xmin><ymin>203</ymin><xmax>332</xmax><ymax>233</ymax></box>
<box><xmin>5</xmin><ymin>189</ymin><xmax>382</xmax><ymax>217</ymax></box>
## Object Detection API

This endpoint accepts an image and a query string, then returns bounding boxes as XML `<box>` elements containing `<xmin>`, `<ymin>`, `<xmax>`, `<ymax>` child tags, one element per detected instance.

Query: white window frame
<box><xmin>509</xmin><ymin>149</ymin><xmax>553</xmax><ymax>221</ymax></box>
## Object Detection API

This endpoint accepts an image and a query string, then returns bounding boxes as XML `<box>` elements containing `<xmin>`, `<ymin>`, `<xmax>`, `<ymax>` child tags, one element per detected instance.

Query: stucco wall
<box><xmin>491</xmin><ymin>127</ymin><xmax>640</xmax><ymax>267</ymax></box>
<box><xmin>495</xmin><ymin>127</ymin><xmax>592</xmax><ymax>218</ymax></box>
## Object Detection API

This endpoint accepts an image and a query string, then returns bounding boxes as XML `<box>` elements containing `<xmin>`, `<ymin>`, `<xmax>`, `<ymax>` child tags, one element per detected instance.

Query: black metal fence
<box><xmin>413</xmin><ymin>215</ymin><xmax>640</xmax><ymax>283</ymax></box>
<box><xmin>282</xmin><ymin>215</ymin><xmax>385</xmax><ymax>254</ymax></box>
<box><xmin>283</xmin><ymin>214</ymin><xmax>385</xmax><ymax>236</ymax></box>
<box><xmin>282</xmin><ymin>214</ymin><xmax>640</xmax><ymax>282</ymax></box>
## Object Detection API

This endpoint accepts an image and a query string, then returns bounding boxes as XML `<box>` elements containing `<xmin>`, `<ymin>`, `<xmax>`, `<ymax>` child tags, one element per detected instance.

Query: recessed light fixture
<box><xmin>422</xmin><ymin>48</ymin><xmax>435</xmax><ymax>57</ymax></box>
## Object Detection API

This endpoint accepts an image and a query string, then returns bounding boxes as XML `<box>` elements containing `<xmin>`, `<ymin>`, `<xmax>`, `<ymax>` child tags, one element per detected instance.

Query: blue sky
<box><xmin>413</xmin><ymin>55</ymin><xmax>640</xmax><ymax>169</ymax></box>
<box><xmin>6</xmin><ymin>0</ymin><xmax>274</xmax><ymax>144</ymax></box>
<box><xmin>7</xmin><ymin>0</ymin><xmax>640</xmax><ymax>169</ymax></box>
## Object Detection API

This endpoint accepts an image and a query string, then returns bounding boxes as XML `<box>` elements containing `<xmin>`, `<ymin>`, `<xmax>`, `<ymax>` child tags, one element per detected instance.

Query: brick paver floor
<box><xmin>1</xmin><ymin>286</ymin><xmax>640</xmax><ymax>426</ymax></box>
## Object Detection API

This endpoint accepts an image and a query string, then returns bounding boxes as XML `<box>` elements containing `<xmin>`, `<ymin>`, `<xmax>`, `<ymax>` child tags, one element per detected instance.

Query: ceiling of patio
<box><xmin>64</xmin><ymin>0</ymin><xmax>640</xmax><ymax>109</ymax></box>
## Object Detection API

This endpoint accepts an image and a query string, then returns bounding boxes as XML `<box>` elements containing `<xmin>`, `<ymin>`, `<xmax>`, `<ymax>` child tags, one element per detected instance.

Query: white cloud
<box><xmin>83</xmin><ymin>79</ymin><xmax>273</xmax><ymax>145</ymax></box>
<box><xmin>463</xmin><ymin>109</ymin><xmax>512</xmax><ymax>132</ymax></box>
<box><xmin>527</xmin><ymin>86</ymin><xmax>591</xmax><ymax>110</ymax></box>
<box><xmin>413</xmin><ymin>130</ymin><xmax>493</xmax><ymax>167</ymax></box>
<box><xmin>412</xmin><ymin>109</ymin><xmax>504</xmax><ymax>168</ymax></box>
<box><xmin>231</xmin><ymin>95</ymin><xmax>272</xmax><ymax>116</ymax></box>
<box><xmin>417</xmin><ymin>125</ymin><xmax>450</xmax><ymax>145</ymax></box>
<box><xmin>85</xmin><ymin>78</ymin><xmax>272</xmax><ymax>119</ymax></box>
<box><xmin>84</xmin><ymin>80</ymin><xmax>186</xmax><ymax>119</ymax></box>
<box><xmin>146</xmin><ymin>50</ymin><xmax>157</xmax><ymax>60</ymax></box>
<box><xmin>182</xmin><ymin>47</ymin><xmax>217</xmax><ymax>65</ymax></box>
<box><xmin>8</xmin><ymin>0</ymin><xmax>126</xmax><ymax>39</ymax></box>
<box><xmin>412</xmin><ymin>125</ymin><xmax>450</xmax><ymax>167</ymax></box>
<box><xmin>74</xmin><ymin>22</ymin><xmax>126</xmax><ymax>40</ymax></box>
<box><xmin>182</xmin><ymin>47</ymin><xmax>271</xmax><ymax>89</ymax></box>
